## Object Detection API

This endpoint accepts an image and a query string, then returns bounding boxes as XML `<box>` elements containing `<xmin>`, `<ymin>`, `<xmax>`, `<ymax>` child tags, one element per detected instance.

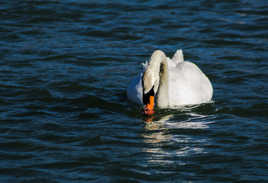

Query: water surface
<box><xmin>0</xmin><ymin>0</ymin><xmax>267</xmax><ymax>182</ymax></box>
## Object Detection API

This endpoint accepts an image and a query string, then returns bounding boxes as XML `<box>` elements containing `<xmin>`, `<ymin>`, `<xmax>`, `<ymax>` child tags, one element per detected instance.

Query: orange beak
<box><xmin>144</xmin><ymin>95</ymin><xmax>155</xmax><ymax>115</ymax></box>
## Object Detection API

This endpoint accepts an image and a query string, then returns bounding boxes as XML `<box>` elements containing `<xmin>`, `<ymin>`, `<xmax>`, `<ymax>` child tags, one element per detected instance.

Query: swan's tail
<box><xmin>172</xmin><ymin>49</ymin><xmax>184</xmax><ymax>64</ymax></box>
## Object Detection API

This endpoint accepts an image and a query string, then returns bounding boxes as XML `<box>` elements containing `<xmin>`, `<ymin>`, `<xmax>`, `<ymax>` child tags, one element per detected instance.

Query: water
<box><xmin>0</xmin><ymin>0</ymin><xmax>267</xmax><ymax>182</ymax></box>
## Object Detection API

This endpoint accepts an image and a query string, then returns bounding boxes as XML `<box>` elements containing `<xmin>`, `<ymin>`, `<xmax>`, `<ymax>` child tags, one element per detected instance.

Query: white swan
<box><xmin>127</xmin><ymin>49</ymin><xmax>213</xmax><ymax>115</ymax></box>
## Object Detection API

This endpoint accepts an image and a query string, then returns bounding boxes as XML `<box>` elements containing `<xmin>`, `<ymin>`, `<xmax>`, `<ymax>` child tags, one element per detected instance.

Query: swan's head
<box><xmin>143</xmin><ymin>69</ymin><xmax>155</xmax><ymax>115</ymax></box>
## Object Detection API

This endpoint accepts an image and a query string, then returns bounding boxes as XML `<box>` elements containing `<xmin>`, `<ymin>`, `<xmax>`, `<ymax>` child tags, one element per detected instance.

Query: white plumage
<box><xmin>127</xmin><ymin>49</ymin><xmax>213</xmax><ymax>109</ymax></box>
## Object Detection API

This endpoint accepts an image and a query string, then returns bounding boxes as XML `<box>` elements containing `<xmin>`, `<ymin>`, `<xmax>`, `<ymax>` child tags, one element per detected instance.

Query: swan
<box><xmin>127</xmin><ymin>49</ymin><xmax>213</xmax><ymax>115</ymax></box>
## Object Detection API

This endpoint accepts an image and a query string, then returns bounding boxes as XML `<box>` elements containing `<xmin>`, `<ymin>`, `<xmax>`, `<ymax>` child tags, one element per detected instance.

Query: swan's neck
<box><xmin>146</xmin><ymin>50</ymin><xmax>169</xmax><ymax>108</ymax></box>
<box><xmin>157</xmin><ymin>59</ymin><xmax>168</xmax><ymax>108</ymax></box>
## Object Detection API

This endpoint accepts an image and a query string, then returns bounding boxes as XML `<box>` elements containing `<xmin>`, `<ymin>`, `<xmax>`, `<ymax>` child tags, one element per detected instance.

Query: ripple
<box><xmin>0</xmin><ymin>0</ymin><xmax>267</xmax><ymax>182</ymax></box>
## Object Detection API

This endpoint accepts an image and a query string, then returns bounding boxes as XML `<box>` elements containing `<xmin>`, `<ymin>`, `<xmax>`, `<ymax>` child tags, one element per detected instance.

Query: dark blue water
<box><xmin>0</xmin><ymin>0</ymin><xmax>267</xmax><ymax>182</ymax></box>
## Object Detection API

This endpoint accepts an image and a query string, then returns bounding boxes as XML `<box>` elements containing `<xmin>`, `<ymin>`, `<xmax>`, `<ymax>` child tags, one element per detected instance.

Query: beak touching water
<box><xmin>143</xmin><ymin>87</ymin><xmax>155</xmax><ymax>116</ymax></box>
<box><xmin>144</xmin><ymin>95</ymin><xmax>155</xmax><ymax>115</ymax></box>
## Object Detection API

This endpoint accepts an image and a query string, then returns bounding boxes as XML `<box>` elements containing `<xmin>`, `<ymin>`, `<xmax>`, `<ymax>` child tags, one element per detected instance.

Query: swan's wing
<box><xmin>172</xmin><ymin>49</ymin><xmax>184</xmax><ymax>65</ymax></box>
<box><xmin>168</xmin><ymin>61</ymin><xmax>213</xmax><ymax>106</ymax></box>
<box><xmin>127</xmin><ymin>73</ymin><xmax>143</xmax><ymax>105</ymax></box>
<box><xmin>167</xmin><ymin>49</ymin><xmax>184</xmax><ymax>69</ymax></box>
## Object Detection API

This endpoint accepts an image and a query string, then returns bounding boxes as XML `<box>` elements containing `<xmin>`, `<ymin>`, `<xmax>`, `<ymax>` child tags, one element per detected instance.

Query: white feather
<box><xmin>127</xmin><ymin>49</ymin><xmax>213</xmax><ymax>108</ymax></box>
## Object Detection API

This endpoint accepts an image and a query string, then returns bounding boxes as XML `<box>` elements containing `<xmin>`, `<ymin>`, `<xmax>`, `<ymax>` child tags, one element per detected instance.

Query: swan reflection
<box><xmin>142</xmin><ymin>112</ymin><xmax>214</xmax><ymax>164</ymax></box>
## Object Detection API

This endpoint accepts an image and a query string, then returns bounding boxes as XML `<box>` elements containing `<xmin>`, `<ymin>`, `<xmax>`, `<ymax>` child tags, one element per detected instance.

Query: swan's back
<box><xmin>168</xmin><ymin>60</ymin><xmax>213</xmax><ymax>107</ymax></box>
